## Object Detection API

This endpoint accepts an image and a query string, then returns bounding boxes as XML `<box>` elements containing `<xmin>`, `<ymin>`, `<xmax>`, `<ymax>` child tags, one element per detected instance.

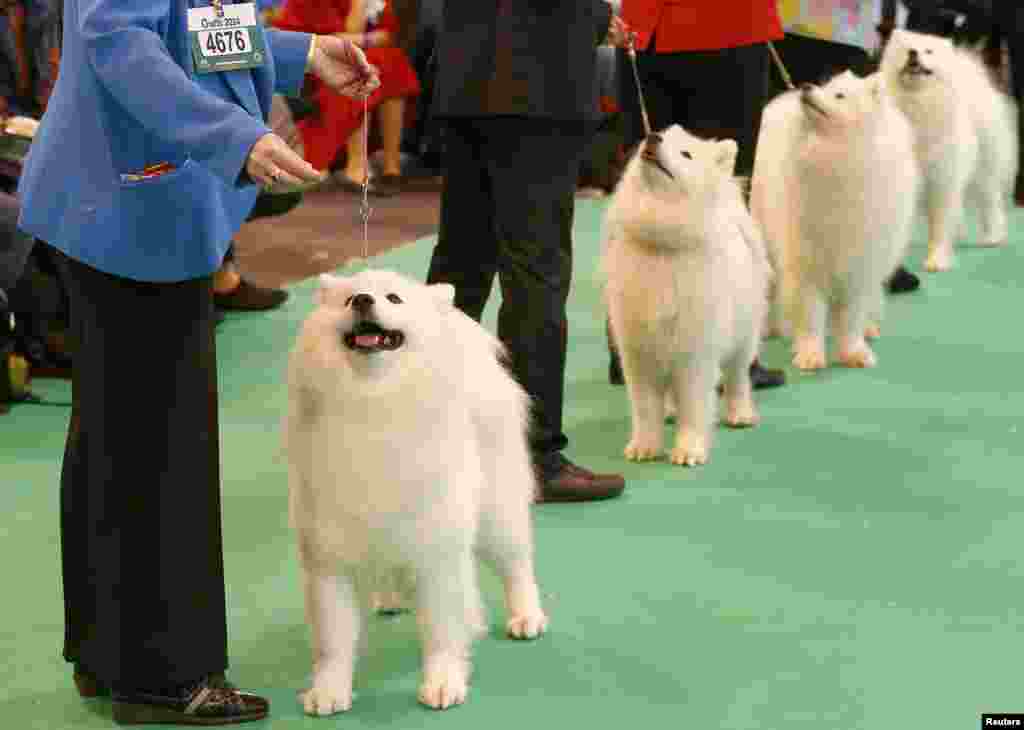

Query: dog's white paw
<box><xmin>301</xmin><ymin>682</ymin><xmax>353</xmax><ymax>716</ymax></box>
<box><xmin>724</xmin><ymin>400</ymin><xmax>759</xmax><ymax>428</ymax></box>
<box><xmin>418</xmin><ymin>667</ymin><xmax>468</xmax><ymax>710</ymax></box>
<box><xmin>838</xmin><ymin>344</ymin><xmax>877</xmax><ymax>369</ymax></box>
<box><xmin>670</xmin><ymin>432</ymin><xmax>708</xmax><ymax>467</ymax></box>
<box><xmin>624</xmin><ymin>438</ymin><xmax>661</xmax><ymax>462</ymax></box>
<box><xmin>506</xmin><ymin>611</ymin><xmax>548</xmax><ymax>640</ymax></box>
<box><xmin>864</xmin><ymin>323</ymin><xmax>881</xmax><ymax>340</ymax></box>
<box><xmin>792</xmin><ymin>343</ymin><xmax>826</xmax><ymax>371</ymax></box>
<box><xmin>976</xmin><ymin>235</ymin><xmax>1007</xmax><ymax>248</ymax></box>
<box><xmin>924</xmin><ymin>249</ymin><xmax>953</xmax><ymax>272</ymax></box>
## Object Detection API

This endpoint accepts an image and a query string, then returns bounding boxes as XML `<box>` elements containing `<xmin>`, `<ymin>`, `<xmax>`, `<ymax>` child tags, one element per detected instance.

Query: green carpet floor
<box><xmin>4</xmin><ymin>199</ymin><xmax>1024</xmax><ymax>729</ymax></box>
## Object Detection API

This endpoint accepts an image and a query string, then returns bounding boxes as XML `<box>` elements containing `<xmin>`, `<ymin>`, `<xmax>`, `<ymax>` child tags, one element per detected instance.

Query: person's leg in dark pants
<box><xmin>428</xmin><ymin>117</ymin><xmax>624</xmax><ymax>502</ymax></box>
<box><xmin>52</xmin><ymin>247</ymin><xmax>229</xmax><ymax>689</ymax></box>
<box><xmin>1005</xmin><ymin>6</ymin><xmax>1024</xmax><ymax>204</ymax></box>
<box><xmin>427</xmin><ymin>119</ymin><xmax>499</xmax><ymax>320</ymax></box>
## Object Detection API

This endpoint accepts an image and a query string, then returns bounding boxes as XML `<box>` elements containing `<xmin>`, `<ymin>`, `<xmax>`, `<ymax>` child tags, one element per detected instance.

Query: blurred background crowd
<box><xmin>1</xmin><ymin>0</ymin><xmax>1020</xmax><ymax>411</ymax></box>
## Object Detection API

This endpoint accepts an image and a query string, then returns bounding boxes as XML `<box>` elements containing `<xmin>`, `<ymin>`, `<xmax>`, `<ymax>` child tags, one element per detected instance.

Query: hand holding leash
<box><xmin>309</xmin><ymin>35</ymin><xmax>381</xmax><ymax>99</ymax></box>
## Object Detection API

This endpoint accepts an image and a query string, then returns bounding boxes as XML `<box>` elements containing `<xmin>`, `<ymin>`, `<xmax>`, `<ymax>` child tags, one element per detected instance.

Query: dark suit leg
<box><xmin>52</xmin><ymin>247</ymin><xmax>228</xmax><ymax>689</ymax></box>
<box><xmin>679</xmin><ymin>43</ymin><xmax>771</xmax><ymax>179</ymax></box>
<box><xmin>427</xmin><ymin>119</ymin><xmax>498</xmax><ymax>320</ymax></box>
<box><xmin>1005</xmin><ymin>6</ymin><xmax>1024</xmax><ymax>199</ymax></box>
<box><xmin>479</xmin><ymin>117</ymin><xmax>590</xmax><ymax>458</ymax></box>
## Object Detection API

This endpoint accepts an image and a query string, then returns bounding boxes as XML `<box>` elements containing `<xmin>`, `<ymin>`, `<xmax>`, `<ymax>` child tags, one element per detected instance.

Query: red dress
<box><xmin>273</xmin><ymin>0</ymin><xmax>421</xmax><ymax>171</ymax></box>
<box><xmin>622</xmin><ymin>0</ymin><xmax>782</xmax><ymax>52</ymax></box>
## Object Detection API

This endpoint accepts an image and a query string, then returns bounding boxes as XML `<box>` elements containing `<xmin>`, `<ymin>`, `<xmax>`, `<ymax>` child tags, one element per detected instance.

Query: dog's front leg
<box><xmin>669</xmin><ymin>362</ymin><xmax>715</xmax><ymax>466</ymax></box>
<box><xmin>621</xmin><ymin>347</ymin><xmax>665</xmax><ymax>461</ymax></box>
<box><xmin>923</xmin><ymin>165</ymin><xmax>965</xmax><ymax>271</ymax></box>
<box><xmin>415</xmin><ymin>549</ymin><xmax>482</xmax><ymax>710</ymax></box>
<box><xmin>300</xmin><ymin>567</ymin><xmax>360</xmax><ymax>716</ymax></box>
<box><xmin>789</xmin><ymin>278</ymin><xmax>827</xmax><ymax>371</ymax></box>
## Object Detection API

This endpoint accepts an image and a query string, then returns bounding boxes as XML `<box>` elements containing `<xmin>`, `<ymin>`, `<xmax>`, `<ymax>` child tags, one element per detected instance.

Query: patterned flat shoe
<box><xmin>112</xmin><ymin>676</ymin><xmax>268</xmax><ymax>725</ymax></box>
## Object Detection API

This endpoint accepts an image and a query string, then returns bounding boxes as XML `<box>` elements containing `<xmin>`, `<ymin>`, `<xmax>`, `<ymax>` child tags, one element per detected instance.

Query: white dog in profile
<box><xmin>752</xmin><ymin>71</ymin><xmax>918</xmax><ymax>370</ymax></box>
<box><xmin>284</xmin><ymin>269</ymin><xmax>546</xmax><ymax>714</ymax></box>
<box><xmin>880</xmin><ymin>29</ymin><xmax>1018</xmax><ymax>272</ymax></box>
<box><xmin>603</xmin><ymin>125</ymin><xmax>770</xmax><ymax>467</ymax></box>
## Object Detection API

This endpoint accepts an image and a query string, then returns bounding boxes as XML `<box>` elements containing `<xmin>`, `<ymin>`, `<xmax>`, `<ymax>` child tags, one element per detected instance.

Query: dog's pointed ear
<box><xmin>316</xmin><ymin>273</ymin><xmax>348</xmax><ymax>305</ymax></box>
<box><xmin>428</xmin><ymin>283</ymin><xmax>456</xmax><ymax>308</ymax></box>
<box><xmin>715</xmin><ymin>139</ymin><xmax>738</xmax><ymax>173</ymax></box>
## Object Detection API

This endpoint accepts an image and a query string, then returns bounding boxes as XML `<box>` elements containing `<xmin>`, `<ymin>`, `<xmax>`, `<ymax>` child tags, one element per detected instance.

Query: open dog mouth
<box><xmin>343</xmin><ymin>320</ymin><xmax>405</xmax><ymax>353</ymax></box>
<box><xmin>641</xmin><ymin>148</ymin><xmax>674</xmax><ymax>179</ymax></box>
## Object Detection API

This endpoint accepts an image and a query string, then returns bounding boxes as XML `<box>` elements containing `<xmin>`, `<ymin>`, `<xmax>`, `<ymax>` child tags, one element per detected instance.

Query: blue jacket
<box><xmin>17</xmin><ymin>0</ymin><xmax>312</xmax><ymax>282</ymax></box>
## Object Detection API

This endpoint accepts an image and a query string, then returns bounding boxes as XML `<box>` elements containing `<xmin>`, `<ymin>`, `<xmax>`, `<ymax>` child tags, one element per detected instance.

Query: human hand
<box><xmin>605</xmin><ymin>16</ymin><xmax>630</xmax><ymax>48</ymax></box>
<box><xmin>245</xmin><ymin>133</ymin><xmax>324</xmax><ymax>188</ymax></box>
<box><xmin>309</xmin><ymin>35</ymin><xmax>381</xmax><ymax>98</ymax></box>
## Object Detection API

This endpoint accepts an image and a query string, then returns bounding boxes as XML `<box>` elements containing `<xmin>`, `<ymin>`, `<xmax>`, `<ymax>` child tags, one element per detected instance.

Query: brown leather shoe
<box><xmin>536</xmin><ymin>455</ymin><xmax>625</xmax><ymax>503</ymax></box>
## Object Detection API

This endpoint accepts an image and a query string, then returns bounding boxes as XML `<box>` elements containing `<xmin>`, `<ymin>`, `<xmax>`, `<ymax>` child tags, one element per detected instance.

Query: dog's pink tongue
<box><xmin>355</xmin><ymin>333</ymin><xmax>382</xmax><ymax>348</ymax></box>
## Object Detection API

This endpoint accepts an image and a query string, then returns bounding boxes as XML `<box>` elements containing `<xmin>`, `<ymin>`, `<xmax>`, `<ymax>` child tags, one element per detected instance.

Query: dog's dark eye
<box><xmin>344</xmin><ymin>295</ymin><xmax>353</xmax><ymax>307</ymax></box>
<box><xmin>925</xmin><ymin>49</ymin><xmax>932</xmax><ymax>54</ymax></box>
<box><xmin>386</xmin><ymin>293</ymin><xmax>403</xmax><ymax>304</ymax></box>
<box><xmin>681</xmin><ymin>151</ymin><xmax>692</xmax><ymax>160</ymax></box>
<box><xmin>835</xmin><ymin>93</ymin><xmax>845</xmax><ymax>99</ymax></box>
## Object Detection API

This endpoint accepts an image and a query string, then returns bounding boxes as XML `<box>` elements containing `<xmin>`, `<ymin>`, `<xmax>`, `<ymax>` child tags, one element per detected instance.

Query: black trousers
<box><xmin>427</xmin><ymin>117</ymin><xmax>592</xmax><ymax>463</ymax></box>
<box><xmin>1002</xmin><ymin>5</ymin><xmax>1024</xmax><ymax>190</ymax></box>
<box><xmin>617</xmin><ymin>42</ymin><xmax>771</xmax><ymax>178</ymax></box>
<box><xmin>50</xmin><ymin>246</ymin><xmax>228</xmax><ymax>688</ymax></box>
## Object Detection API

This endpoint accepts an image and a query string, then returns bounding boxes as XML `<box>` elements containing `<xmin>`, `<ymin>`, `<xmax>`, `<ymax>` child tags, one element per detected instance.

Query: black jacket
<box><xmin>433</xmin><ymin>1</ymin><xmax>613</xmax><ymax>121</ymax></box>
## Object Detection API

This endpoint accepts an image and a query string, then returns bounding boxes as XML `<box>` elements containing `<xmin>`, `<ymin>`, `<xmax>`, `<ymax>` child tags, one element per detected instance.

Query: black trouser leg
<box><xmin>52</xmin><ymin>247</ymin><xmax>228</xmax><ymax>689</ymax></box>
<box><xmin>428</xmin><ymin>117</ymin><xmax>589</xmax><ymax>460</ymax></box>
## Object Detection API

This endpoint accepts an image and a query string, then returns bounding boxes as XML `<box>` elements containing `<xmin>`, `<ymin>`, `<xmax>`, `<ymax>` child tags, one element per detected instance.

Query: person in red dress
<box><xmin>275</xmin><ymin>0</ymin><xmax>420</xmax><ymax>194</ymax></box>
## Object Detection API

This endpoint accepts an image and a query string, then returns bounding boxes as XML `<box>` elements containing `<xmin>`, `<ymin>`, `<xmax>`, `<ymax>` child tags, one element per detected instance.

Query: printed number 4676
<box><xmin>204</xmin><ymin>30</ymin><xmax>248</xmax><ymax>56</ymax></box>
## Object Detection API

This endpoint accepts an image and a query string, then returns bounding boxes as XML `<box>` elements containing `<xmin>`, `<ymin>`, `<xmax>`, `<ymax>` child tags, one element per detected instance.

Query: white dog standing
<box><xmin>284</xmin><ymin>269</ymin><xmax>546</xmax><ymax>714</ymax></box>
<box><xmin>751</xmin><ymin>71</ymin><xmax>919</xmax><ymax>370</ymax></box>
<box><xmin>603</xmin><ymin>125</ymin><xmax>770</xmax><ymax>467</ymax></box>
<box><xmin>880</xmin><ymin>29</ymin><xmax>1018</xmax><ymax>272</ymax></box>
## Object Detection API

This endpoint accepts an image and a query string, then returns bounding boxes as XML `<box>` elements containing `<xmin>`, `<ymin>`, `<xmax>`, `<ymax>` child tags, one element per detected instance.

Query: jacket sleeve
<box><xmin>79</xmin><ymin>0</ymin><xmax>271</xmax><ymax>188</ymax></box>
<box><xmin>265</xmin><ymin>28</ymin><xmax>312</xmax><ymax>96</ymax></box>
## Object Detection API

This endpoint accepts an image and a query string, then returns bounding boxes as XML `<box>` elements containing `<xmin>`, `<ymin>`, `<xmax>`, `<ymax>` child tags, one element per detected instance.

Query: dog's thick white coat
<box><xmin>752</xmin><ymin>71</ymin><xmax>919</xmax><ymax>370</ymax></box>
<box><xmin>284</xmin><ymin>269</ymin><xmax>545</xmax><ymax>714</ymax></box>
<box><xmin>880</xmin><ymin>29</ymin><xmax>1018</xmax><ymax>271</ymax></box>
<box><xmin>603</xmin><ymin>125</ymin><xmax>770</xmax><ymax>467</ymax></box>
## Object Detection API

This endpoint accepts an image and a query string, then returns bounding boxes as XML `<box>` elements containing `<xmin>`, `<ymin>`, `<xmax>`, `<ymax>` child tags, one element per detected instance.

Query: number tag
<box><xmin>187</xmin><ymin>2</ymin><xmax>265</xmax><ymax>73</ymax></box>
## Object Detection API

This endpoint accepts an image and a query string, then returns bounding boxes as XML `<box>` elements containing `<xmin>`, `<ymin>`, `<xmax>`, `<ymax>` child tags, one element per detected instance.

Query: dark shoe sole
<box><xmin>112</xmin><ymin>700</ymin><xmax>267</xmax><ymax>726</ymax></box>
<box><xmin>536</xmin><ymin>483</ymin><xmax>625</xmax><ymax>503</ymax></box>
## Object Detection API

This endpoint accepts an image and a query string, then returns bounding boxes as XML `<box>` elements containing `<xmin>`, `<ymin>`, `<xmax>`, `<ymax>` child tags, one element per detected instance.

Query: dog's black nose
<box><xmin>351</xmin><ymin>293</ymin><xmax>374</xmax><ymax>313</ymax></box>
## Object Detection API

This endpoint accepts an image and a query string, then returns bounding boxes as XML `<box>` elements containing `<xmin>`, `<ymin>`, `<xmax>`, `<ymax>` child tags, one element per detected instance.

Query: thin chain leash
<box><xmin>359</xmin><ymin>93</ymin><xmax>371</xmax><ymax>262</ymax></box>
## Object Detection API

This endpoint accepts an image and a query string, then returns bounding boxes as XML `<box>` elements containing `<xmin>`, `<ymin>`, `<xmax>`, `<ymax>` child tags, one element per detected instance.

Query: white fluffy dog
<box><xmin>880</xmin><ymin>29</ymin><xmax>1018</xmax><ymax>272</ymax></box>
<box><xmin>603</xmin><ymin>125</ymin><xmax>770</xmax><ymax>467</ymax></box>
<box><xmin>751</xmin><ymin>71</ymin><xmax>919</xmax><ymax>370</ymax></box>
<box><xmin>284</xmin><ymin>269</ymin><xmax>546</xmax><ymax>714</ymax></box>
